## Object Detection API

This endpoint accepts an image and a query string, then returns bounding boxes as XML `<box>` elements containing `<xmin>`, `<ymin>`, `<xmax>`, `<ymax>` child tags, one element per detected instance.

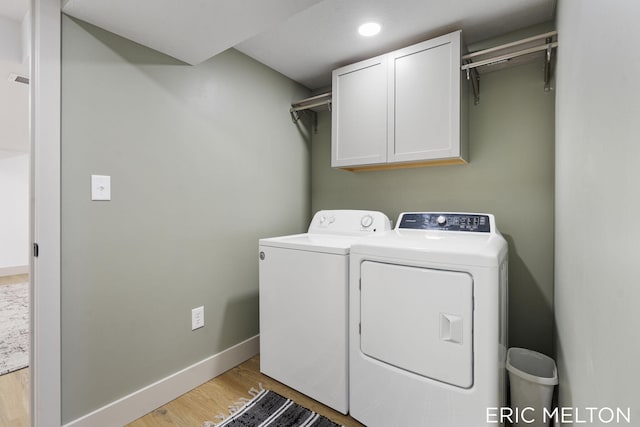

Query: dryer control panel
<box><xmin>397</xmin><ymin>212</ymin><xmax>492</xmax><ymax>233</ymax></box>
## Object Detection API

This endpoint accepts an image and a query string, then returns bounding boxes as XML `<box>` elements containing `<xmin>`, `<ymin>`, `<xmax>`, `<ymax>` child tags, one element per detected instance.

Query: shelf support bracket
<box><xmin>289</xmin><ymin>108</ymin><xmax>319</xmax><ymax>133</ymax></box>
<box><xmin>465</xmin><ymin>63</ymin><xmax>480</xmax><ymax>105</ymax></box>
<box><xmin>289</xmin><ymin>92</ymin><xmax>331</xmax><ymax>133</ymax></box>
<box><xmin>289</xmin><ymin>109</ymin><xmax>300</xmax><ymax>123</ymax></box>
<box><xmin>544</xmin><ymin>37</ymin><xmax>554</xmax><ymax>92</ymax></box>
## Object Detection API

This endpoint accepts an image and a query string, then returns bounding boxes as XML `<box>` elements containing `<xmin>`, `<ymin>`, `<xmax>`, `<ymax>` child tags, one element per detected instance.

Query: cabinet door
<box><xmin>388</xmin><ymin>31</ymin><xmax>461</xmax><ymax>163</ymax></box>
<box><xmin>332</xmin><ymin>55</ymin><xmax>387</xmax><ymax>167</ymax></box>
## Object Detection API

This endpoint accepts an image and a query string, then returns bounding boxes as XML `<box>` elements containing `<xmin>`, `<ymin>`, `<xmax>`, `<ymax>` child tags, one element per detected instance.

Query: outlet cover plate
<box><xmin>192</xmin><ymin>306</ymin><xmax>204</xmax><ymax>330</ymax></box>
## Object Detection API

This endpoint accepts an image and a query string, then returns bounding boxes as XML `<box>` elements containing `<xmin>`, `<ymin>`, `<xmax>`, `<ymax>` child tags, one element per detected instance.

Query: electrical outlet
<box><xmin>191</xmin><ymin>306</ymin><xmax>204</xmax><ymax>330</ymax></box>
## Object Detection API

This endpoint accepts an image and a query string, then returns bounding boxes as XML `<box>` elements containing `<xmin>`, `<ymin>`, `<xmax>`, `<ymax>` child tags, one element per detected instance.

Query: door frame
<box><xmin>30</xmin><ymin>0</ymin><xmax>61</xmax><ymax>424</ymax></box>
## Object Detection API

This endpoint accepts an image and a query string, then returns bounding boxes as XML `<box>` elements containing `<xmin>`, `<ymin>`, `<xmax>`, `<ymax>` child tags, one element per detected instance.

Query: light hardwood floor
<box><xmin>127</xmin><ymin>355</ymin><xmax>364</xmax><ymax>427</ymax></box>
<box><xmin>1</xmin><ymin>355</ymin><xmax>363</xmax><ymax>427</ymax></box>
<box><xmin>0</xmin><ymin>368</ymin><xmax>29</xmax><ymax>427</ymax></box>
<box><xmin>0</xmin><ymin>273</ymin><xmax>30</xmax><ymax>427</ymax></box>
<box><xmin>0</xmin><ymin>273</ymin><xmax>28</xmax><ymax>286</ymax></box>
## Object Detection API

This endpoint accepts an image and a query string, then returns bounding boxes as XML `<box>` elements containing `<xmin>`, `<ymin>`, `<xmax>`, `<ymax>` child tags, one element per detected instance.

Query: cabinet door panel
<box><xmin>332</xmin><ymin>56</ymin><xmax>387</xmax><ymax>167</ymax></box>
<box><xmin>389</xmin><ymin>33</ymin><xmax>461</xmax><ymax>163</ymax></box>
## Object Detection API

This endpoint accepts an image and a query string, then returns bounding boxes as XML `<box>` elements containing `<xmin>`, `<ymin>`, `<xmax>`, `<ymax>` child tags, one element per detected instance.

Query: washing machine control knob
<box><xmin>361</xmin><ymin>214</ymin><xmax>374</xmax><ymax>228</ymax></box>
<box><xmin>436</xmin><ymin>215</ymin><xmax>447</xmax><ymax>226</ymax></box>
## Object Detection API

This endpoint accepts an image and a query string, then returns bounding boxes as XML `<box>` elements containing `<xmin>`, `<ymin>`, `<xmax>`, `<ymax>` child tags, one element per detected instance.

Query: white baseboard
<box><xmin>0</xmin><ymin>265</ymin><xmax>29</xmax><ymax>277</ymax></box>
<box><xmin>63</xmin><ymin>335</ymin><xmax>260</xmax><ymax>427</ymax></box>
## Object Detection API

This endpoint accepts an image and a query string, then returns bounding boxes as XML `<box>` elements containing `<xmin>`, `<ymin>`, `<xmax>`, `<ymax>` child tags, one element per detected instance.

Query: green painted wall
<box><xmin>311</xmin><ymin>58</ymin><xmax>555</xmax><ymax>356</ymax></box>
<box><xmin>61</xmin><ymin>16</ymin><xmax>310</xmax><ymax>422</ymax></box>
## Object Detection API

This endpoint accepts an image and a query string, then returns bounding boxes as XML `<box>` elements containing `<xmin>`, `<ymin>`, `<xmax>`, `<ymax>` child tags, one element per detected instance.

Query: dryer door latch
<box><xmin>440</xmin><ymin>313</ymin><xmax>463</xmax><ymax>344</ymax></box>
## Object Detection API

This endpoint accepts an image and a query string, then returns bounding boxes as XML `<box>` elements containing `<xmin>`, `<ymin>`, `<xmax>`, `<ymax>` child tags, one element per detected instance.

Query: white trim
<box><xmin>31</xmin><ymin>0</ymin><xmax>61</xmax><ymax>425</ymax></box>
<box><xmin>0</xmin><ymin>265</ymin><xmax>29</xmax><ymax>277</ymax></box>
<box><xmin>63</xmin><ymin>335</ymin><xmax>260</xmax><ymax>427</ymax></box>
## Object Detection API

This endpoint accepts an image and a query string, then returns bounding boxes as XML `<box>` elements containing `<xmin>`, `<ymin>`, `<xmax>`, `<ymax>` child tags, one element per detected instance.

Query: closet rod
<box><xmin>290</xmin><ymin>99</ymin><xmax>331</xmax><ymax>112</ymax></box>
<box><xmin>462</xmin><ymin>31</ymin><xmax>557</xmax><ymax>61</ymax></box>
<box><xmin>461</xmin><ymin>41</ymin><xmax>558</xmax><ymax>71</ymax></box>
<box><xmin>289</xmin><ymin>92</ymin><xmax>332</xmax><ymax>124</ymax></box>
<box><xmin>290</xmin><ymin>92</ymin><xmax>332</xmax><ymax>112</ymax></box>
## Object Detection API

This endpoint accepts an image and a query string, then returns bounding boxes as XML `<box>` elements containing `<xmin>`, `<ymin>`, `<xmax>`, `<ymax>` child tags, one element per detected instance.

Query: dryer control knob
<box><xmin>361</xmin><ymin>214</ymin><xmax>374</xmax><ymax>228</ymax></box>
<box><xmin>437</xmin><ymin>215</ymin><xmax>447</xmax><ymax>226</ymax></box>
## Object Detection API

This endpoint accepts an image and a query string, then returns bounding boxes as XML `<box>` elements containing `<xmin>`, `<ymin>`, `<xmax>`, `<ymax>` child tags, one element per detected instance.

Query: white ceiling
<box><xmin>59</xmin><ymin>0</ymin><xmax>556</xmax><ymax>90</ymax></box>
<box><xmin>236</xmin><ymin>0</ymin><xmax>556</xmax><ymax>89</ymax></box>
<box><xmin>0</xmin><ymin>0</ymin><xmax>556</xmax><ymax>89</ymax></box>
<box><xmin>62</xmin><ymin>0</ymin><xmax>323</xmax><ymax>65</ymax></box>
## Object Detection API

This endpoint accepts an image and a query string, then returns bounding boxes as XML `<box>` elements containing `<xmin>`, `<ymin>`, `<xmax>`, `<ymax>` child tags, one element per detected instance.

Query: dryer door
<box><xmin>360</xmin><ymin>261</ymin><xmax>473</xmax><ymax>388</ymax></box>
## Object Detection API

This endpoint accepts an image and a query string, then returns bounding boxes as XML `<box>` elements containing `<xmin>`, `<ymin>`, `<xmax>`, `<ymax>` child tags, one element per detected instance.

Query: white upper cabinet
<box><xmin>331</xmin><ymin>55</ymin><xmax>388</xmax><ymax>167</ymax></box>
<box><xmin>389</xmin><ymin>33</ymin><xmax>462</xmax><ymax>163</ymax></box>
<box><xmin>331</xmin><ymin>31</ymin><xmax>468</xmax><ymax>171</ymax></box>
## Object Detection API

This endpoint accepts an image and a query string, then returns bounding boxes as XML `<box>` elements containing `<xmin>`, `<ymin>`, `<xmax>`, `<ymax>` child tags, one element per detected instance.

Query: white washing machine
<box><xmin>259</xmin><ymin>209</ymin><xmax>391</xmax><ymax>414</ymax></box>
<box><xmin>349</xmin><ymin>212</ymin><xmax>508</xmax><ymax>426</ymax></box>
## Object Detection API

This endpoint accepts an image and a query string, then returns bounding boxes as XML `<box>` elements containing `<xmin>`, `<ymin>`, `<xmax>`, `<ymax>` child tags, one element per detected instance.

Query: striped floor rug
<box><xmin>207</xmin><ymin>388</ymin><xmax>343</xmax><ymax>427</ymax></box>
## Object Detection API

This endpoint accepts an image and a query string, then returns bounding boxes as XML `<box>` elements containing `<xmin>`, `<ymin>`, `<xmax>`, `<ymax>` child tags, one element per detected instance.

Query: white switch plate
<box><xmin>91</xmin><ymin>175</ymin><xmax>111</xmax><ymax>201</ymax></box>
<box><xmin>192</xmin><ymin>306</ymin><xmax>204</xmax><ymax>330</ymax></box>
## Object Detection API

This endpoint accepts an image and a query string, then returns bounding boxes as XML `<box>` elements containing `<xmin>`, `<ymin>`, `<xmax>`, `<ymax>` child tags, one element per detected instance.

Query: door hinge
<box><xmin>359</xmin><ymin>323</ymin><xmax>361</xmax><ymax>334</ymax></box>
<box><xmin>33</xmin><ymin>243</ymin><xmax>39</xmax><ymax>257</ymax></box>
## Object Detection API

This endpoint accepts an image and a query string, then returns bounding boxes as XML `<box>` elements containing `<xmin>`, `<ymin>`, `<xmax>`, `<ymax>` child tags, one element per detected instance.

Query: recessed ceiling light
<box><xmin>358</xmin><ymin>22</ymin><xmax>381</xmax><ymax>37</ymax></box>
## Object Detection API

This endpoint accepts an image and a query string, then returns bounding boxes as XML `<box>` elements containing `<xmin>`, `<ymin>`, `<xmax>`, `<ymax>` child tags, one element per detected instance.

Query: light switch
<box><xmin>91</xmin><ymin>175</ymin><xmax>111</xmax><ymax>201</ymax></box>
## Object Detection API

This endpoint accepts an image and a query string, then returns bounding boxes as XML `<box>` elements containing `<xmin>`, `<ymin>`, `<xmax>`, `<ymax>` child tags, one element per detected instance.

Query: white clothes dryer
<box><xmin>259</xmin><ymin>210</ymin><xmax>391</xmax><ymax>414</ymax></box>
<box><xmin>349</xmin><ymin>212</ymin><xmax>508</xmax><ymax>426</ymax></box>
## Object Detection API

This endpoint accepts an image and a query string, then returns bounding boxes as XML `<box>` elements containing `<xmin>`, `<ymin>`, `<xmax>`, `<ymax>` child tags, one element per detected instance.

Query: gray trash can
<box><xmin>506</xmin><ymin>347</ymin><xmax>558</xmax><ymax>427</ymax></box>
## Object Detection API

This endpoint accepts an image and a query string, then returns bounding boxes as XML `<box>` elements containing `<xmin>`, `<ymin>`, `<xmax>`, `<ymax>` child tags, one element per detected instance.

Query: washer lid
<box><xmin>259</xmin><ymin>233</ymin><xmax>362</xmax><ymax>255</ymax></box>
